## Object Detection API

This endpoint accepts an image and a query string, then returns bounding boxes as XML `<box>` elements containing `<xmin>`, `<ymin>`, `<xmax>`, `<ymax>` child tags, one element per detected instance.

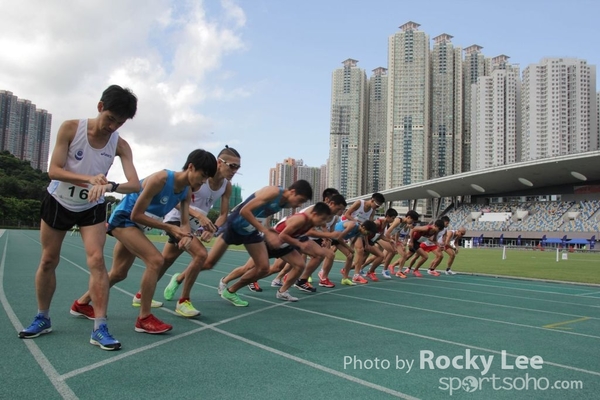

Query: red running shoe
<box><xmin>366</xmin><ymin>272</ymin><xmax>379</xmax><ymax>282</ymax></box>
<box><xmin>248</xmin><ymin>282</ymin><xmax>263</xmax><ymax>292</ymax></box>
<box><xmin>70</xmin><ymin>300</ymin><xmax>95</xmax><ymax>320</ymax></box>
<box><xmin>135</xmin><ymin>314</ymin><xmax>172</xmax><ymax>334</ymax></box>
<box><xmin>318</xmin><ymin>278</ymin><xmax>335</xmax><ymax>288</ymax></box>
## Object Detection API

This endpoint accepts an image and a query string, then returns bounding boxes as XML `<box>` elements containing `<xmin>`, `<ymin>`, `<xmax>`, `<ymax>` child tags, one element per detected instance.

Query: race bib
<box><xmin>54</xmin><ymin>181</ymin><xmax>92</xmax><ymax>205</ymax></box>
<box><xmin>187</xmin><ymin>206</ymin><xmax>206</xmax><ymax>231</ymax></box>
<box><xmin>242</xmin><ymin>217</ymin><xmax>266</xmax><ymax>233</ymax></box>
<box><xmin>136</xmin><ymin>212</ymin><xmax>163</xmax><ymax>232</ymax></box>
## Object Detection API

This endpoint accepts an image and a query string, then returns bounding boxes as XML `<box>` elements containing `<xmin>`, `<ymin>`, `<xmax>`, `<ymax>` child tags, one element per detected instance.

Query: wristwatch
<box><xmin>108</xmin><ymin>181</ymin><xmax>120</xmax><ymax>192</ymax></box>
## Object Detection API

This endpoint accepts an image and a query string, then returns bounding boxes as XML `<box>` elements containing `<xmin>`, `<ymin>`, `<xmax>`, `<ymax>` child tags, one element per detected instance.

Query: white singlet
<box><xmin>345</xmin><ymin>200</ymin><xmax>374</xmax><ymax>223</ymax></box>
<box><xmin>47</xmin><ymin>119</ymin><xmax>119</xmax><ymax>212</ymax></box>
<box><xmin>163</xmin><ymin>179</ymin><xmax>228</xmax><ymax>223</ymax></box>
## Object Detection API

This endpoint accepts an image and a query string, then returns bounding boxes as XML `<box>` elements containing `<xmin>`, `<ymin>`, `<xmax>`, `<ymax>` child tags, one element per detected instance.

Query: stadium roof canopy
<box><xmin>350</xmin><ymin>151</ymin><xmax>600</xmax><ymax>203</ymax></box>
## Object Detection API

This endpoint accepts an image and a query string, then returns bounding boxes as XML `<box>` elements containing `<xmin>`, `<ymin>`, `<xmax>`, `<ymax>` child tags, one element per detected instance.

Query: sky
<box><xmin>1</xmin><ymin>0</ymin><xmax>599</xmax><ymax>199</ymax></box>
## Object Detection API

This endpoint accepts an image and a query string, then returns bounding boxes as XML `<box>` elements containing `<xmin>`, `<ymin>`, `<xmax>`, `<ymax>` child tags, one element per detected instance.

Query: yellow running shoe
<box><xmin>132</xmin><ymin>295</ymin><xmax>163</xmax><ymax>308</ymax></box>
<box><xmin>341</xmin><ymin>278</ymin><xmax>356</xmax><ymax>286</ymax></box>
<box><xmin>175</xmin><ymin>300</ymin><xmax>200</xmax><ymax>317</ymax></box>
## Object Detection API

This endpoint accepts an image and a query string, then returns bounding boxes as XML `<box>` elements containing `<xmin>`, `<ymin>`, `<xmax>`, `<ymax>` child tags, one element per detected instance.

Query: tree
<box><xmin>0</xmin><ymin>151</ymin><xmax>49</xmax><ymax>227</ymax></box>
<box><xmin>207</xmin><ymin>208</ymin><xmax>220</xmax><ymax>223</ymax></box>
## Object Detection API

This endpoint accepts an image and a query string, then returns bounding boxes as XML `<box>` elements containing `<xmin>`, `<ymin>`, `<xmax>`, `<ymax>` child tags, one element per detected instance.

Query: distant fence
<box><xmin>0</xmin><ymin>221</ymin><xmax>40</xmax><ymax>229</ymax></box>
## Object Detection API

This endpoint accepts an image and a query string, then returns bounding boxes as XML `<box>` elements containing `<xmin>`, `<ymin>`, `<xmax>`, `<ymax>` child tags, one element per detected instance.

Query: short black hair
<box><xmin>329</xmin><ymin>194</ymin><xmax>347</xmax><ymax>207</ymax></box>
<box><xmin>218</xmin><ymin>145</ymin><xmax>241</xmax><ymax>158</ymax></box>
<box><xmin>405</xmin><ymin>210</ymin><xmax>420</xmax><ymax>221</ymax></box>
<box><xmin>433</xmin><ymin>219</ymin><xmax>445</xmax><ymax>230</ymax></box>
<box><xmin>361</xmin><ymin>220</ymin><xmax>378</xmax><ymax>235</ymax></box>
<box><xmin>288</xmin><ymin>179</ymin><xmax>313</xmax><ymax>199</ymax></box>
<box><xmin>372</xmin><ymin>193</ymin><xmax>385</xmax><ymax>204</ymax></box>
<box><xmin>441</xmin><ymin>215</ymin><xmax>451</xmax><ymax>223</ymax></box>
<box><xmin>385</xmin><ymin>208</ymin><xmax>398</xmax><ymax>218</ymax></box>
<box><xmin>312</xmin><ymin>202</ymin><xmax>332</xmax><ymax>216</ymax></box>
<box><xmin>100</xmin><ymin>85</ymin><xmax>137</xmax><ymax>119</ymax></box>
<box><xmin>322</xmin><ymin>188</ymin><xmax>339</xmax><ymax>201</ymax></box>
<box><xmin>182</xmin><ymin>149</ymin><xmax>217</xmax><ymax>177</ymax></box>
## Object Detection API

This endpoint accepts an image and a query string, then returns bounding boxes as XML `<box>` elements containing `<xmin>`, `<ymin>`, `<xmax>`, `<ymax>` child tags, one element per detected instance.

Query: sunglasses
<box><xmin>219</xmin><ymin>158</ymin><xmax>241</xmax><ymax>170</ymax></box>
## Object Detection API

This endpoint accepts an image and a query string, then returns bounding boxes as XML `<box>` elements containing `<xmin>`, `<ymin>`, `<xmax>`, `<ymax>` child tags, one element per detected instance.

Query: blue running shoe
<box><xmin>90</xmin><ymin>324</ymin><xmax>121</xmax><ymax>351</ymax></box>
<box><xmin>18</xmin><ymin>314</ymin><xmax>52</xmax><ymax>338</ymax></box>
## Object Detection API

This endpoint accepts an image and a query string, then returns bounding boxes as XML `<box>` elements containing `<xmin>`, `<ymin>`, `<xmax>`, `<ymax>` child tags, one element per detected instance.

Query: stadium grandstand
<box><xmin>348</xmin><ymin>151</ymin><xmax>600</xmax><ymax>248</ymax></box>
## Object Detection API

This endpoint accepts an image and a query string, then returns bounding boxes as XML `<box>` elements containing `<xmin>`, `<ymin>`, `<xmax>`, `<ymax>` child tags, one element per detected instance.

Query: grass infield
<box><xmin>147</xmin><ymin>235</ymin><xmax>600</xmax><ymax>285</ymax></box>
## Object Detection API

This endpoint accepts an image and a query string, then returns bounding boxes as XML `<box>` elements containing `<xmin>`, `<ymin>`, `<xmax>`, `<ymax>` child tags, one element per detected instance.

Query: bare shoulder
<box><xmin>116</xmin><ymin>136</ymin><xmax>133</xmax><ymax>155</ymax></box>
<box><xmin>57</xmin><ymin>119</ymin><xmax>80</xmax><ymax>139</ymax></box>
<box><xmin>254</xmin><ymin>185</ymin><xmax>280</xmax><ymax>200</ymax></box>
<box><xmin>144</xmin><ymin>169</ymin><xmax>168</xmax><ymax>187</ymax></box>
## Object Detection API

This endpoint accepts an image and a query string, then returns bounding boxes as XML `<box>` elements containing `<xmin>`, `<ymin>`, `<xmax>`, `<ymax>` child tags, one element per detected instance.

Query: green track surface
<box><xmin>2</xmin><ymin>230</ymin><xmax>599</xmax><ymax>399</ymax></box>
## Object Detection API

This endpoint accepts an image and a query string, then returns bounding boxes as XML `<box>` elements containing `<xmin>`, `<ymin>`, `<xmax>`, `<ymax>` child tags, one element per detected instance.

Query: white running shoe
<box><xmin>445</xmin><ymin>270</ymin><xmax>457</xmax><ymax>275</ymax></box>
<box><xmin>217</xmin><ymin>278</ymin><xmax>227</xmax><ymax>295</ymax></box>
<box><xmin>271</xmin><ymin>278</ymin><xmax>283</xmax><ymax>287</ymax></box>
<box><xmin>381</xmin><ymin>270</ymin><xmax>392</xmax><ymax>279</ymax></box>
<box><xmin>276</xmin><ymin>290</ymin><xmax>298</xmax><ymax>302</ymax></box>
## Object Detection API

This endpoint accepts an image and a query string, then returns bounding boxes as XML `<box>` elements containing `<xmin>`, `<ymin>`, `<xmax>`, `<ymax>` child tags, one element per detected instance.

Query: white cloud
<box><xmin>0</xmin><ymin>0</ymin><xmax>248</xmax><ymax>184</ymax></box>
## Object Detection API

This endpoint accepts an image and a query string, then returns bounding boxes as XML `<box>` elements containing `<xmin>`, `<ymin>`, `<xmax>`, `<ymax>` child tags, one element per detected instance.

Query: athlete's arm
<box><xmin>88</xmin><ymin>137</ymin><xmax>140</xmax><ymax>202</ymax></box>
<box><xmin>129</xmin><ymin>171</ymin><xmax>188</xmax><ymax>240</ymax></box>
<box><xmin>214</xmin><ymin>181</ymin><xmax>232</xmax><ymax>228</ymax></box>
<box><xmin>279</xmin><ymin>215</ymin><xmax>308</xmax><ymax>249</ymax></box>
<box><xmin>239</xmin><ymin>186</ymin><xmax>280</xmax><ymax>235</ymax></box>
<box><xmin>48</xmin><ymin>120</ymin><xmax>108</xmax><ymax>186</ymax></box>
<box><xmin>444</xmin><ymin>230</ymin><xmax>453</xmax><ymax>247</ymax></box>
<box><xmin>304</xmin><ymin>227</ymin><xmax>338</xmax><ymax>239</ymax></box>
<box><xmin>343</xmin><ymin>200</ymin><xmax>361</xmax><ymax>222</ymax></box>
<box><xmin>178</xmin><ymin>191</ymin><xmax>193</xmax><ymax>234</ymax></box>
<box><xmin>384</xmin><ymin>217</ymin><xmax>400</xmax><ymax>240</ymax></box>
<box><xmin>240</xmin><ymin>186</ymin><xmax>282</xmax><ymax>248</ymax></box>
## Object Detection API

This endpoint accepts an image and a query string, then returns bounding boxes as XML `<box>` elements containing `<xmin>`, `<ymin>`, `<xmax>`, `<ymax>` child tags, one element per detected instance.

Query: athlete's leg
<box><xmin>79</xmin><ymin>223</ymin><xmax>110</xmax><ymax>319</ymax></box>
<box><xmin>227</xmin><ymin>242</ymin><xmax>270</xmax><ymax>293</ymax></box>
<box><xmin>77</xmin><ymin>237</ymin><xmax>137</xmax><ymax>305</ymax></box>
<box><xmin>222</xmin><ymin>258</ymin><xmax>254</xmax><ymax>285</ymax></box>
<box><xmin>34</xmin><ymin>221</ymin><xmax>67</xmax><ymax>312</ymax></box>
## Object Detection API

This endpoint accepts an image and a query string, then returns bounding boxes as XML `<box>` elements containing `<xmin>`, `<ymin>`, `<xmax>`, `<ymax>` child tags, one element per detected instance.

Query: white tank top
<box><xmin>349</xmin><ymin>200</ymin><xmax>374</xmax><ymax>223</ymax></box>
<box><xmin>164</xmin><ymin>178</ymin><xmax>228</xmax><ymax>222</ymax></box>
<box><xmin>47</xmin><ymin>119</ymin><xmax>118</xmax><ymax>212</ymax></box>
<box><xmin>436</xmin><ymin>227</ymin><xmax>448</xmax><ymax>245</ymax></box>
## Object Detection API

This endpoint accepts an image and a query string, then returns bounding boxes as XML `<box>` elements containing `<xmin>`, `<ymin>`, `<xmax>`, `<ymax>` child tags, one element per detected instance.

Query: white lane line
<box><xmin>411</xmin><ymin>275</ymin><xmax>600</xmax><ymax>299</ymax></box>
<box><xmin>59</xmin><ymin>260</ymin><xmax>417</xmax><ymax>399</ymax></box>
<box><xmin>361</xmin><ymin>284</ymin><xmax>600</xmax><ymax>320</ymax></box>
<box><xmin>0</xmin><ymin>231</ymin><xmax>78</xmax><ymax>400</ymax></box>
<box><xmin>330</xmin><ymin>291</ymin><xmax>600</xmax><ymax>340</ymax></box>
<box><xmin>240</xmin><ymin>291</ymin><xmax>600</xmax><ymax>378</ymax></box>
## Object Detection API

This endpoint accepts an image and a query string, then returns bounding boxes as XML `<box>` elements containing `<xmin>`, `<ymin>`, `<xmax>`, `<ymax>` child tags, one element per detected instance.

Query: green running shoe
<box><xmin>164</xmin><ymin>273</ymin><xmax>181</xmax><ymax>301</ymax></box>
<box><xmin>221</xmin><ymin>289</ymin><xmax>249</xmax><ymax>307</ymax></box>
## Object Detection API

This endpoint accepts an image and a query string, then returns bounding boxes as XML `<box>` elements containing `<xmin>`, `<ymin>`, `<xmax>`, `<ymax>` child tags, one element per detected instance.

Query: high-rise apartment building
<box><xmin>319</xmin><ymin>163</ymin><xmax>328</xmax><ymax>199</ymax></box>
<box><xmin>462</xmin><ymin>45</ymin><xmax>488</xmax><ymax>172</ymax></box>
<box><xmin>597</xmin><ymin>91</ymin><xmax>600</xmax><ymax>150</ymax></box>
<box><xmin>386</xmin><ymin>22</ymin><xmax>430</xmax><ymax>189</ymax></box>
<box><xmin>430</xmin><ymin>34</ymin><xmax>463</xmax><ymax>178</ymax></box>
<box><xmin>471</xmin><ymin>55</ymin><xmax>521</xmax><ymax>170</ymax></box>
<box><xmin>269</xmin><ymin>157</ymin><xmax>297</xmax><ymax>189</ymax></box>
<box><xmin>366</xmin><ymin>67</ymin><xmax>388</xmax><ymax>192</ymax></box>
<box><xmin>0</xmin><ymin>90</ymin><xmax>51</xmax><ymax>171</ymax></box>
<box><xmin>328</xmin><ymin>59</ymin><xmax>368</xmax><ymax>198</ymax></box>
<box><xmin>269</xmin><ymin>158</ymin><xmax>322</xmax><ymax>220</ymax></box>
<box><xmin>297</xmin><ymin>164</ymin><xmax>321</xmax><ymax>204</ymax></box>
<box><xmin>521</xmin><ymin>58</ymin><xmax>598</xmax><ymax>161</ymax></box>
